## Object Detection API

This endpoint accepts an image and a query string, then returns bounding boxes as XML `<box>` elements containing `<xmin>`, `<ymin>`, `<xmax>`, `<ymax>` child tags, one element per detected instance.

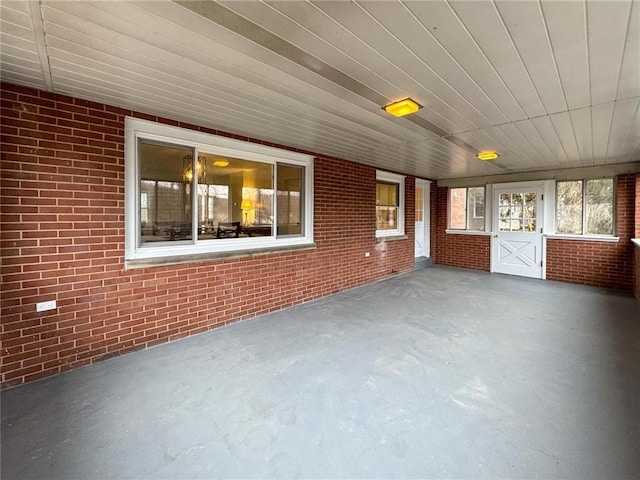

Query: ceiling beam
<box><xmin>27</xmin><ymin>0</ymin><xmax>52</xmax><ymax>91</ymax></box>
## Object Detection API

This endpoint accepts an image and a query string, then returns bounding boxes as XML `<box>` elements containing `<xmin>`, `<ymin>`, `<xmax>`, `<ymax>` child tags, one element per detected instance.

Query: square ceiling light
<box><xmin>383</xmin><ymin>98</ymin><xmax>422</xmax><ymax>117</ymax></box>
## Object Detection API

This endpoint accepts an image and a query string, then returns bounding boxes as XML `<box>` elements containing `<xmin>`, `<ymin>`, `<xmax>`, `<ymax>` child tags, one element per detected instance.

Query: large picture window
<box><xmin>125</xmin><ymin>118</ymin><xmax>313</xmax><ymax>263</ymax></box>
<box><xmin>449</xmin><ymin>187</ymin><xmax>485</xmax><ymax>231</ymax></box>
<box><xmin>556</xmin><ymin>179</ymin><xmax>614</xmax><ymax>236</ymax></box>
<box><xmin>376</xmin><ymin>171</ymin><xmax>405</xmax><ymax>238</ymax></box>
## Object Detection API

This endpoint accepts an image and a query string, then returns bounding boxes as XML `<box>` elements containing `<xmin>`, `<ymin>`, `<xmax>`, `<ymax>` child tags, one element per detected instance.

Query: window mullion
<box><xmin>191</xmin><ymin>148</ymin><xmax>199</xmax><ymax>243</ymax></box>
<box><xmin>273</xmin><ymin>163</ymin><xmax>278</xmax><ymax>237</ymax></box>
<box><xmin>582</xmin><ymin>179</ymin><xmax>587</xmax><ymax>235</ymax></box>
<box><xmin>465</xmin><ymin>187</ymin><xmax>469</xmax><ymax>229</ymax></box>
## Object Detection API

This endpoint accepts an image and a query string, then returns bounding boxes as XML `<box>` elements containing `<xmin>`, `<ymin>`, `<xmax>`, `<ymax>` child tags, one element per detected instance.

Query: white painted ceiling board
<box><xmin>512</xmin><ymin>119</ymin><xmax>556</xmax><ymax>164</ymax></box>
<box><xmin>217</xmin><ymin>1</ymin><xmax>400</xmax><ymax>102</ymax></box>
<box><xmin>358</xmin><ymin>1</ymin><xmax>510</xmax><ymax>126</ymax></box>
<box><xmin>529</xmin><ymin>115</ymin><xmax>571</xmax><ymax>166</ymax></box>
<box><xmin>495</xmin><ymin>122</ymin><xmax>547</xmax><ymax>166</ymax></box>
<box><xmin>617</xmin><ymin>1</ymin><xmax>640</xmax><ymax>101</ymax></box>
<box><xmin>587</xmin><ymin>0</ymin><xmax>633</xmax><ymax>105</ymax></box>
<box><xmin>311</xmin><ymin>0</ymin><xmax>493</xmax><ymax>129</ymax></box>
<box><xmin>403</xmin><ymin>0</ymin><xmax>527</xmax><ymax>122</ymax></box>
<box><xmin>591</xmin><ymin>102</ymin><xmax>616</xmax><ymax>164</ymax></box>
<box><xmin>46</xmin><ymin>40</ymin><xmax>407</xmax><ymax>156</ymax></box>
<box><xmin>540</xmin><ymin>0</ymin><xmax>591</xmax><ymax>110</ymax></box>
<box><xmin>607</xmin><ymin>98</ymin><xmax>640</xmax><ymax>161</ymax></box>
<box><xmin>611</xmin><ymin>98</ymin><xmax>640</xmax><ymax>162</ymax></box>
<box><xmin>43</xmin><ymin>17</ymin><xmax>429</xmax><ymax>149</ymax></box>
<box><xmin>265</xmin><ymin>1</ymin><xmax>478</xmax><ymax>134</ymax></box>
<box><xmin>449</xmin><ymin>1</ymin><xmax>548</xmax><ymax>119</ymax></box>
<box><xmin>548</xmin><ymin>111</ymin><xmax>584</xmax><ymax>165</ymax></box>
<box><xmin>136</xmin><ymin>1</ymin><xmax>446</xmax><ymax>142</ymax></box>
<box><xmin>494</xmin><ymin>0</ymin><xmax>567</xmax><ymax>114</ymax></box>
<box><xmin>569</xmin><ymin>107</ymin><xmax>595</xmax><ymax>165</ymax></box>
<box><xmin>45</xmin><ymin>2</ymin><xmax>434</xmax><ymax>149</ymax></box>
<box><xmin>0</xmin><ymin>0</ymin><xmax>637</xmax><ymax>181</ymax></box>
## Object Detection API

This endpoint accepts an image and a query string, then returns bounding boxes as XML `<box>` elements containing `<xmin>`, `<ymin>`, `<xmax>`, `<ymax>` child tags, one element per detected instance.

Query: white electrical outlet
<box><xmin>36</xmin><ymin>300</ymin><xmax>56</xmax><ymax>312</ymax></box>
<box><xmin>364</xmin><ymin>252</ymin><xmax>371</xmax><ymax>257</ymax></box>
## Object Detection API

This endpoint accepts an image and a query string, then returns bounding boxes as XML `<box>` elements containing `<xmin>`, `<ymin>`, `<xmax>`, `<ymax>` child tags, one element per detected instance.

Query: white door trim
<box><xmin>415</xmin><ymin>180</ymin><xmax>431</xmax><ymax>258</ymax></box>
<box><xmin>490</xmin><ymin>181</ymin><xmax>545</xmax><ymax>279</ymax></box>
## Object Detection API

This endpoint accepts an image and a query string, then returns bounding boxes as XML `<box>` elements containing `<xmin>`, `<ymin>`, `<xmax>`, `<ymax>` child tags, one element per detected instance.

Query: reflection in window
<box><xmin>499</xmin><ymin>192</ymin><xmax>537</xmax><ymax>233</ymax></box>
<box><xmin>126</xmin><ymin>118</ymin><xmax>313</xmax><ymax>262</ymax></box>
<box><xmin>277</xmin><ymin>164</ymin><xmax>303</xmax><ymax>236</ymax></box>
<box><xmin>376</xmin><ymin>181</ymin><xmax>399</xmax><ymax>230</ymax></box>
<box><xmin>198</xmin><ymin>155</ymin><xmax>274</xmax><ymax>239</ymax></box>
<box><xmin>449</xmin><ymin>187</ymin><xmax>485</xmax><ymax>231</ymax></box>
<box><xmin>556</xmin><ymin>179</ymin><xmax>613</xmax><ymax>235</ymax></box>
<box><xmin>137</xmin><ymin>139</ymin><xmax>309</xmax><ymax>244</ymax></box>
<box><xmin>415</xmin><ymin>187</ymin><xmax>424</xmax><ymax>223</ymax></box>
<box><xmin>139</xmin><ymin>142</ymin><xmax>193</xmax><ymax>243</ymax></box>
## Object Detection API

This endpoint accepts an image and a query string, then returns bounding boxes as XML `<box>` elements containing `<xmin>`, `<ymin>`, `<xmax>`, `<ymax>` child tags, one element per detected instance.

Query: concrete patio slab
<box><xmin>2</xmin><ymin>266</ymin><xmax>639</xmax><ymax>479</ymax></box>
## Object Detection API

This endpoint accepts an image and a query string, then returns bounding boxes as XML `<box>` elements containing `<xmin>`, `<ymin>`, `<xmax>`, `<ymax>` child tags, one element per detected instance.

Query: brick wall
<box><xmin>0</xmin><ymin>83</ymin><xmax>415</xmax><ymax>388</ymax></box>
<box><xmin>634</xmin><ymin>242</ymin><xmax>640</xmax><ymax>300</ymax></box>
<box><xmin>433</xmin><ymin>186</ymin><xmax>491</xmax><ymax>271</ymax></box>
<box><xmin>636</xmin><ymin>173</ymin><xmax>640</xmax><ymax>239</ymax></box>
<box><xmin>546</xmin><ymin>174</ymin><xmax>635</xmax><ymax>290</ymax></box>
<box><xmin>634</xmin><ymin>174</ymin><xmax>640</xmax><ymax>300</ymax></box>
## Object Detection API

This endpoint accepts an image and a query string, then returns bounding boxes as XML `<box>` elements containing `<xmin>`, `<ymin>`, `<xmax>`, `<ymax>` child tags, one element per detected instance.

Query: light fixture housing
<box><xmin>383</xmin><ymin>98</ymin><xmax>422</xmax><ymax>117</ymax></box>
<box><xmin>476</xmin><ymin>151</ymin><xmax>499</xmax><ymax>161</ymax></box>
<box><xmin>213</xmin><ymin>160</ymin><xmax>229</xmax><ymax>167</ymax></box>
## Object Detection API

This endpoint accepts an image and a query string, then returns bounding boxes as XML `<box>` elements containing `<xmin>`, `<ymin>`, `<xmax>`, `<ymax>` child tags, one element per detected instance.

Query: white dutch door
<box><xmin>492</xmin><ymin>186</ymin><xmax>544</xmax><ymax>279</ymax></box>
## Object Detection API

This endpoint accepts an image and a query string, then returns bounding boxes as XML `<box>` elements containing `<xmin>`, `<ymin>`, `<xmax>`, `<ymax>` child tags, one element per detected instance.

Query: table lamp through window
<box><xmin>241</xmin><ymin>199</ymin><xmax>253</xmax><ymax>225</ymax></box>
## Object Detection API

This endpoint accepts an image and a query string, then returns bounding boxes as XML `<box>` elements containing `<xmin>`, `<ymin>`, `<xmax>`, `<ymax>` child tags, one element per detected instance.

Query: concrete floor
<box><xmin>2</xmin><ymin>266</ymin><xmax>639</xmax><ymax>480</ymax></box>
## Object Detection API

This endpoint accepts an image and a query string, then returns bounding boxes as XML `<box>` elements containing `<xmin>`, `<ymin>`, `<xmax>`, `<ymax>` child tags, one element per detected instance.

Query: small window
<box><xmin>125</xmin><ymin>118</ymin><xmax>313</xmax><ymax>262</ymax></box>
<box><xmin>449</xmin><ymin>187</ymin><xmax>485</xmax><ymax>231</ymax></box>
<box><xmin>556</xmin><ymin>179</ymin><xmax>614</xmax><ymax>235</ymax></box>
<box><xmin>376</xmin><ymin>171</ymin><xmax>405</xmax><ymax>237</ymax></box>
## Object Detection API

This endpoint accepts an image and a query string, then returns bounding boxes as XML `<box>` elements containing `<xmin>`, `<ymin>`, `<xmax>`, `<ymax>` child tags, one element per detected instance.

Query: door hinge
<box><xmin>541</xmin><ymin>194</ymin><xmax>544</xmax><ymax>201</ymax></box>
<box><xmin>540</xmin><ymin>227</ymin><xmax>543</xmax><ymax>234</ymax></box>
<box><xmin>540</xmin><ymin>261</ymin><xmax>543</xmax><ymax>267</ymax></box>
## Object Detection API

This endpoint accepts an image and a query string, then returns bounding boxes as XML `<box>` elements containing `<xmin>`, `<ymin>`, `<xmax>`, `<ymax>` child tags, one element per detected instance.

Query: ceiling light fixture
<box><xmin>383</xmin><ymin>98</ymin><xmax>422</xmax><ymax>117</ymax></box>
<box><xmin>476</xmin><ymin>151</ymin><xmax>499</xmax><ymax>161</ymax></box>
<box><xmin>213</xmin><ymin>160</ymin><xmax>229</xmax><ymax>167</ymax></box>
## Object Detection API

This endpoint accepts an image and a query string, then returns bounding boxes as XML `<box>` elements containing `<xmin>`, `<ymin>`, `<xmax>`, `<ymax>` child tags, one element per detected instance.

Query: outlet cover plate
<box><xmin>36</xmin><ymin>300</ymin><xmax>56</xmax><ymax>312</ymax></box>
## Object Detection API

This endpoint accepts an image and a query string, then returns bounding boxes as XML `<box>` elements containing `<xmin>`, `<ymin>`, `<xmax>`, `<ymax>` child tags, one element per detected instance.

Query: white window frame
<box><xmin>447</xmin><ymin>186</ymin><xmax>488</xmax><ymax>233</ymax></box>
<box><xmin>125</xmin><ymin>118</ymin><xmax>314</xmax><ymax>263</ymax></box>
<box><xmin>376</xmin><ymin>170</ymin><xmax>405</xmax><ymax>238</ymax></box>
<box><xmin>552</xmin><ymin>178</ymin><xmax>616</xmax><ymax>239</ymax></box>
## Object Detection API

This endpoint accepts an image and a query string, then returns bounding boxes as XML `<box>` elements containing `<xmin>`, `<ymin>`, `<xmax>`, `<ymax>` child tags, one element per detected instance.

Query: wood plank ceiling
<box><xmin>1</xmin><ymin>0</ymin><xmax>639</xmax><ymax>180</ymax></box>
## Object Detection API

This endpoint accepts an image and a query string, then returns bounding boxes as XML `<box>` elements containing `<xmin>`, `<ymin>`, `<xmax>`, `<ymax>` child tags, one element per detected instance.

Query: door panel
<box><xmin>492</xmin><ymin>186</ymin><xmax>543</xmax><ymax>278</ymax></box>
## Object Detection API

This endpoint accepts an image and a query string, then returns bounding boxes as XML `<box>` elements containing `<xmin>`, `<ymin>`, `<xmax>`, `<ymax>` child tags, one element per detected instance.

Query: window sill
<box><xmin>376</xmin><ymin>234</ymin><xmax>408</xmax><ymax>242</ymax></box>
<box><xmin>125</xmin><ymin>242</ymin><xmax>317</xmax><ymax>270</ymax></box>
<box><xmin>544</xmin><ymin>234</ymin><xmax>620</xmax><ymax>243</ymax></box>
<box><xmin>445</xmin><ymin>229</ymin><xmax>491</xmax><ymax>236</ymax></box>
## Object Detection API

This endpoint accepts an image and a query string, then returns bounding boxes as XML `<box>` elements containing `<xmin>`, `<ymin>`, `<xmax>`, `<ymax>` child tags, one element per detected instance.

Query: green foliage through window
<box><xmin>556</xmin><ymin>179</ymin><xmax>613</xmax><ymax>235</ymax></box>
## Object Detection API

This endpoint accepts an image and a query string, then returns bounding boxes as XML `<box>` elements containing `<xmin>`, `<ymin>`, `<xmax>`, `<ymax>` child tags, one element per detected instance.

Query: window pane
<box><xmin>197</xmin><ymin>155</ymin><xmax>274</xmax><ymax>239</ymax></box>
<box><xmin>277</xmin><ymin>164</ymin><xmax>303</xmax><ymax>236</ymax></box>
<box><xmin>415</xmin><ymin>187</ymin><xmax>423</xmax><ymax>222</ymax></box>
<box><xmin>556</xmin><ymin>181</ymin><xmax>583</xmax><ymax>234</ymax></box>
<box><xmin>139</xmin><ymin>141</ymin><xmax>193</xmax><ymax>243</ymax></box>
<box><xmin>377</xmin><ymin>181</ymin><xmax>399</xmax><ymax>230</ymax></box>
<box><xmin>467</xmin><ymin>187</ymin><xmax>485</xmax><ymax>231</ymax></box>
<box><xmin>450</xmin><ymin>188</ymin><xmax>467</xmax><ymax>229</ymax></box>
<box><xmin>377</xmin><ymin>207</ymin><xmax>398</xmax><ymax>230</ymax></box>
<box><xmin>586</xmin><ymin>179</ymin><xmax>613</xmax><ymax>235</ymax></box>
<box><xmin>377</xmin><ymin>182</ymin><xmax>398</xmax><ymax>207</ymax></box>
